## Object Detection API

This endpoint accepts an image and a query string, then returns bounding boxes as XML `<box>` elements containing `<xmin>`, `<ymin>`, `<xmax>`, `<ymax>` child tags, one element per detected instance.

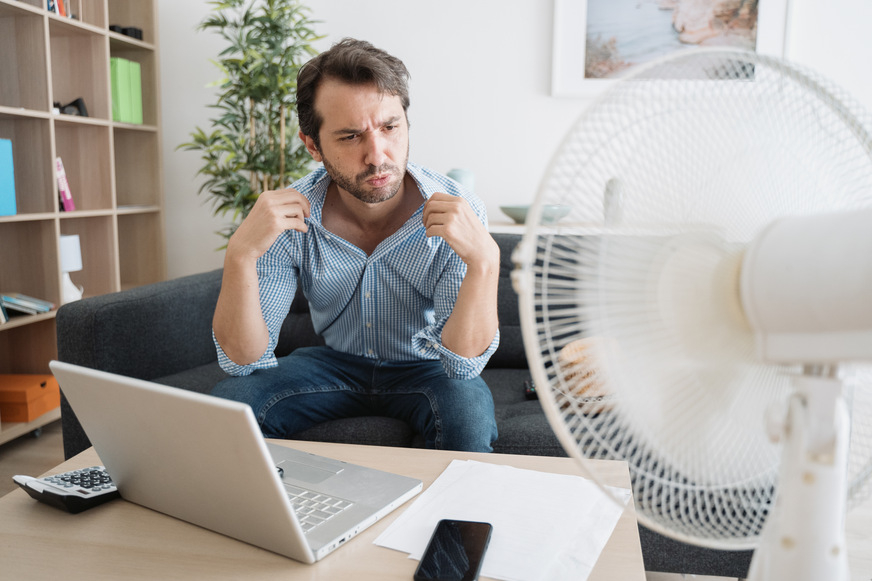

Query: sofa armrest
<box><xmin>56</xmin><ymin>269</ymin><xmax>224</xmax><ymax>381</ymax></box>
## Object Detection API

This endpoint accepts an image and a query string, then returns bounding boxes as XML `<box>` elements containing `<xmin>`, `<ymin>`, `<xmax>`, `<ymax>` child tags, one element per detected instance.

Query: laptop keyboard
<box><xmin>284</xmin><ymin>484</ymin><xmax>354</xmax><ymax>533</ymax></box>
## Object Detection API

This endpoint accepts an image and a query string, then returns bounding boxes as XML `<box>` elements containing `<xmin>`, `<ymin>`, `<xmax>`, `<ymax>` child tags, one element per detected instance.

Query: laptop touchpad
<box><xmin>278</xmin><ymin>460</ymin><xmax>341</xmax><ymax>484</ymax></box>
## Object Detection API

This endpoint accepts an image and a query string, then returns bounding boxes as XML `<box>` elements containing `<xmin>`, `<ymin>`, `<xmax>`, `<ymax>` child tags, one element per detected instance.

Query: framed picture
<box><xmin>551</xmin><ymin>0</ymin><xmax>790</xmax><ymax>97</ymax></box>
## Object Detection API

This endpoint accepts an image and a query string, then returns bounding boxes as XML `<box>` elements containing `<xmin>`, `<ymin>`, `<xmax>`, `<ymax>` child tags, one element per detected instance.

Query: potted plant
<box><xmin>180</xmin><ymin>0</ymin><xmax>322</xmax><ymax>242</ymax></box>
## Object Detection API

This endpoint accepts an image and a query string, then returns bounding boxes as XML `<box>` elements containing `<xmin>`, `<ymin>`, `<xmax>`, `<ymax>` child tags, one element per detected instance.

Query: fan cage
<box><xmin>516</xmin><ymin>48</ymin><xmax>872</xmax><ymax>549</ymax></box>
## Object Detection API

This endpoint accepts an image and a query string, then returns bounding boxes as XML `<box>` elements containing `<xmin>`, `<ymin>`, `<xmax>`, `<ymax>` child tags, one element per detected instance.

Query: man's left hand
<box><xmin>422</xmin><ymin>192</ymin><xmax>498</xmax><ymax>267</ymax></box>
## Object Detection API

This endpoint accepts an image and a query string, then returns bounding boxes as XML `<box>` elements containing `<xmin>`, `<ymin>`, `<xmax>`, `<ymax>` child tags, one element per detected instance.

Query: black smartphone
<box><xmin>413</xmin><ymin>519</ymin><xmax>493</xmax><ymax>581</ymax></box>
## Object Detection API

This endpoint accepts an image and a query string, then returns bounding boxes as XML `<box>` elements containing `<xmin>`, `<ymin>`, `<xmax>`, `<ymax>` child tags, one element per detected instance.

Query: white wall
<box><xmin>158</xmin><ymin>0</ymin><xmax>872</xmax><ymax>279</ymax></box>
<box><xmin>158</xmin><ymin>0</ymin><xmax>229</xmax><ymax>276</ymax></box>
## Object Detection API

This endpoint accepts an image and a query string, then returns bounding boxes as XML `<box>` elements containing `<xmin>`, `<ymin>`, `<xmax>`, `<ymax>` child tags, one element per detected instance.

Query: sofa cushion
<box><xmin>293</xmin><ymin>417</ymin><xmax>419</xmax><ymax>447</ymax></box>
<box><xmin>153</xmin><ymin>362</ymin><xmax>228</xmax><ymax>394</ymax></box>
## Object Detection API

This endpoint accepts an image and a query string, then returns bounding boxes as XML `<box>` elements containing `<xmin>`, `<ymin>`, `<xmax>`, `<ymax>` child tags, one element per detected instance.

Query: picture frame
<box><xmin>551</xmin><ymin>0</ymin><xmax>791</xmax><ymax>97</ymax></box>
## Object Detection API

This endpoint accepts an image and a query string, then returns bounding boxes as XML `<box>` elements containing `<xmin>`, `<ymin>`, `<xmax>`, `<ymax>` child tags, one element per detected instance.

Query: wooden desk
<box><xmin>0</xmin><ymin>441</ymin><xmax>644</xmax><ymax>580</ymax></box>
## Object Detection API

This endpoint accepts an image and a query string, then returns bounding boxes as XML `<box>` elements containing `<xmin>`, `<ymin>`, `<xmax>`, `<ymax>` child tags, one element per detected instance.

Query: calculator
<box><xmin>13</xmin><ymin>466</ymin><xmax>120</xmax><ymax>514</ymax></box>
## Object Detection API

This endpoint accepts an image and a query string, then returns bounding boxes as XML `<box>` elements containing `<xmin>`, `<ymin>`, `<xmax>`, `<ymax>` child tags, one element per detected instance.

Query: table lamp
<box><xmin>59</xmin><ymin>234</ymin><xmax>84</xmax><ymax>304</ymax></box>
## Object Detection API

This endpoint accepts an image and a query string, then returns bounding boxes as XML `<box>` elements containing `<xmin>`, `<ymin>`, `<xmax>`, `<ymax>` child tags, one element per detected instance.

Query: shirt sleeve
<box><xmin>411</xmin><ymin>186</ymin><xmax>499</xmax><ymax>379</ymax></box>
<box><xmin>214</xmin><ymin>236</ymin><xmax>299</xmax><ymax>376</ymax></box>
<box><xmin>413</xmin><ymin>324</ymin><xmax>500</xmax><ymax>380</ymax></box>
<box><xmin>411</xmin><ymin>246</ymin><xmax>500</xmax><ymax>380</ymax></box>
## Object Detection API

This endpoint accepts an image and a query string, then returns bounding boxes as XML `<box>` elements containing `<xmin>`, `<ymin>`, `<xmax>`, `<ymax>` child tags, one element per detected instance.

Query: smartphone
<box><xmin>413</xmin><ymin>519</ymin><xmax>493</xmax><ymax>581</ymax></box>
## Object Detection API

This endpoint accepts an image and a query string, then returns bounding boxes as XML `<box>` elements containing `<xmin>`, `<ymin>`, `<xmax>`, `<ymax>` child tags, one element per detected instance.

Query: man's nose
<box><xmin>363</xmin><ymin>133</ymin><xmax>388</xmax><ymax>167</ymax></box>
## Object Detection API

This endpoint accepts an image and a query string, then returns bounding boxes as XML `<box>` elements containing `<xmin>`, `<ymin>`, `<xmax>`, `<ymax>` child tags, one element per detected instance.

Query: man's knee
<box><xmin>431</xmin><ymin>378</ymin><xmax>498</xmax><ymax>452</ymax></box>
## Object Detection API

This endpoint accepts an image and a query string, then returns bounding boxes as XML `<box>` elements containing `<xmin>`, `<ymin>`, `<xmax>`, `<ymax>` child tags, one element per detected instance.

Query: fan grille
<box><xmin>518</xmin><ymin>49</ymin><xmax>872</xmax><ymax>548</ymax></box>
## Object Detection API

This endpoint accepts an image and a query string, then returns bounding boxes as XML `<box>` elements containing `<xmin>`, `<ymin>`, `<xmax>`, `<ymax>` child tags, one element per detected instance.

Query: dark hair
<box><xmin>296</xmin><ymin>38</ymin><xmax>411</xmax><ymax>150</ymax></box>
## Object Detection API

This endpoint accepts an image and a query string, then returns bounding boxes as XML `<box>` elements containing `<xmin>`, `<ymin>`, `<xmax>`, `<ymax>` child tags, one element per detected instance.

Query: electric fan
<box><xmin>513</xmin><ymin>48</ymin><xmax>872</xmax><ymax>580</ymax></box>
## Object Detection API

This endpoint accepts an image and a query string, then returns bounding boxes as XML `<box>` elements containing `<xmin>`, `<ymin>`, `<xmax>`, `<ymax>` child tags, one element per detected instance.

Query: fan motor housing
<box><xmin>740</xmin><ymin>207</ymin><xmax>872</xmax><ymax>363</ymax></box>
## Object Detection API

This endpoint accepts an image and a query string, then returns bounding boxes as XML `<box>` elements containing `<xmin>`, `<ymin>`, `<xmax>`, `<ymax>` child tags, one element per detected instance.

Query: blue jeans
<box><xmin>210</xmin><ymin>346</ymin><xmax>498</xmax><ymax>452</ymax></box>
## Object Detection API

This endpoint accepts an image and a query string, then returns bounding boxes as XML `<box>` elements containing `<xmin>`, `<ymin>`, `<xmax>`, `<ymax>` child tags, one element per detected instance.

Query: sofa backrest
<box><xmin>487</xmin><ymin>233</ymin><xmax>527</xmax><ymax>369</ymax></box>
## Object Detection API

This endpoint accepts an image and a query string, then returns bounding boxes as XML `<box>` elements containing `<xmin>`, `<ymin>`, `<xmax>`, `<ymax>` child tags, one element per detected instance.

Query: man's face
<box><xmin>303</xmin><ymin>78</ymin><xmax>409</xmax><ymax>204</ymax></box>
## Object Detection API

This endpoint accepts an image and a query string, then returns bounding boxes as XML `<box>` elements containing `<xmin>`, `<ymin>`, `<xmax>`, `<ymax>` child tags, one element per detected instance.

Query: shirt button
<box><xmin>366</xmin><ymin>322</ymin><xmax>372</xmax><ymax>328</ymax></box>
<box><xmin>364</xmin><ymin>292</ymin><xmax>371</xmax><ymax>299</ymax></box>
<box><xmin>367</xmin><ymin>348</ymin><xmax>374</xmax><ymax>355</ymax></box>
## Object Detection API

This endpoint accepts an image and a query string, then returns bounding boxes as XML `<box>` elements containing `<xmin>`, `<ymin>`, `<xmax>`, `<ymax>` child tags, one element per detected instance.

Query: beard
<box><xmin>321</xmin><ymin>150</ymin><xmax>409</xmax><ymax>204</ymax></box>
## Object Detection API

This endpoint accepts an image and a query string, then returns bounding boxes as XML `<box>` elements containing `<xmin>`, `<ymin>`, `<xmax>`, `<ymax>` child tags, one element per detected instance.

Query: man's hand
<box><xmin>214</xmin><ymin>188</ymin><xmax>310</xmax><ymax>366</ymax></box>
<box><xmin>422</xmin><ymin>192</ymin><xmax>498</xmax><ymax>269</ymax></box>
<box><xmin>227</xmin><ymin>188</ymin><xmax>311</xmax><ymax>263</ymax></box>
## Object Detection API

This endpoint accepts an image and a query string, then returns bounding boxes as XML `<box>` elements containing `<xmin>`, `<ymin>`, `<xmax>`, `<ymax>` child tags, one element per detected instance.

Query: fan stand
<box><xmin>748</xmin><ymin>367</ymin><xmax>850</xmax><ymax>581</ymax></box>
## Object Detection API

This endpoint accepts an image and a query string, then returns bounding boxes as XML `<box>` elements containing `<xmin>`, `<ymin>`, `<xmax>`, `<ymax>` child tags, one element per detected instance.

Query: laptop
<box><xmin>49</xmin><ymin>360</ymin><xmax>423</xmax><ymax>563</ymax></box>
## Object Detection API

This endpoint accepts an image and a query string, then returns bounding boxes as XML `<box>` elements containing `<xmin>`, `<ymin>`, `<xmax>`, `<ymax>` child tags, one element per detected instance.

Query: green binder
<box><xmin>110</xmin><ymin>57</ymin><xmax>144</xmax><ymax>124</ymax></box>
<box><xmin>129</xmin><ymin>60</ymin><xmax>143</xmax><ymax>125</ymax></box>
<box><xmin>110</xmin><ymin>57</ymin><xmax>132</xmax><ymax>123</ymax></box>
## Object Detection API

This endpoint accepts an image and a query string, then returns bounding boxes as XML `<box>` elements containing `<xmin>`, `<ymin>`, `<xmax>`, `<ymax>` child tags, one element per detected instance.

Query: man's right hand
<box><xmin>226</xmin><ymin>188</ymin><xmax>311</xmax><ymax>263</ymax></box>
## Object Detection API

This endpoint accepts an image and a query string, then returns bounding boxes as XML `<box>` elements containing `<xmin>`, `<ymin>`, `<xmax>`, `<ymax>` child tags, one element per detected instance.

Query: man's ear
<box><xmin>299</xmin><ymin>130</ymin><xmax>322</xmax><ymax>162</ymax></box>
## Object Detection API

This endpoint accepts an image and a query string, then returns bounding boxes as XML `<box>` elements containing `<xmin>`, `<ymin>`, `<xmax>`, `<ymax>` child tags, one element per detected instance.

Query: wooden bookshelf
<box><xmin>0</xmin><ymin>0</ymin><xmax>165</xmax><ymax>433</ymax></box>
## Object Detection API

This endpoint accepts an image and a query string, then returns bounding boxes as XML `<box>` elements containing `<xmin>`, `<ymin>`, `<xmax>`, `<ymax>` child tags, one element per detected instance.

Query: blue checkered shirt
<box><xmin>215</xmin><ymin>162</ymin><xmax>499</xmax><ymax>379</ymax></box>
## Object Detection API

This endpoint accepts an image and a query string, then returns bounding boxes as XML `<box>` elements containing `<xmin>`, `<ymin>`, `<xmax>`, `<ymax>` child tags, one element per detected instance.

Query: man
<box><xmin>210</xmin><ymin>38</ymin><xmax>500</xmax><ymax>452</ymax></box>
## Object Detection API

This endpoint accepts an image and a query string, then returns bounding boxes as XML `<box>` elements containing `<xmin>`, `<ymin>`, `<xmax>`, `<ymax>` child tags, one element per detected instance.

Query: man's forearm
<box><xmin>441</xmin><ymin>258</ymin><xmax>500</xmax><ymax>358</ymax></box>
<box><xmin>212</xmin><ymin>253</ymin><xmax>270</xmax><ymax>366</ymax></box>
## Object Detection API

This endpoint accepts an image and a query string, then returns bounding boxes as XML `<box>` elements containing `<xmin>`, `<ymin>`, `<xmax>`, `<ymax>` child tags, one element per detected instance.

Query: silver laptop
<box><xmin>49</xmin><ymin>360</ymin><xmax>422</xmax><ymax>563</ymax></box>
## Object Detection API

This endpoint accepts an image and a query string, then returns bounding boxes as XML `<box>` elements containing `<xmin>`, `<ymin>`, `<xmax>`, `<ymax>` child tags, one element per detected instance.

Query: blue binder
<box><xmin>0</xmin><ymin>138</ymin><xmax>16</xmax><ymax>217</ymax></box>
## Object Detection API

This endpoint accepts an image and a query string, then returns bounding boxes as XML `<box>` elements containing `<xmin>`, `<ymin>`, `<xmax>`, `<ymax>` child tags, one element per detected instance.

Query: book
<box><xmin>57</xmin><ymin>0</ymin><xmax>66</xmax><ymax>16</ymax></box>
<box><xmin>56</xmin><ymin>157</ymin><xmax>76</xmax><ymax>212</ymax></box>
<box><xmin>129</xmin><ymin>60</ymin><xmax>143</xmax><ymax>125</ymax></box>
<box><xmin>110</xmin><ymin>57</ymin><xmax>122</xmax><ymax>122</ymax></box>
<box><xmin>110</xmin><ymin>57</ymin><xmax>133</xmax><ymax>123</ymax></box>
<box><xmin>0</xmin><ymin>302</ymin><xmax>8</xmax><ymax>324</ymax></box>
<box><xmin>1</xmin><ymin>293</ymin><xmax>55</xmax><ymax>313</ymax></box>
<box><xmin>4</xmin><ymin>292</ymin><xmax>55</xmax><ymax>310</ymax></box>
<box><xmin>1</xmin><ymin>301</ymin><xmax>38</xmax><ymax>316</ymax></box>
<box><xmin>1</xmin><ymin>297</ymin><xmax>39</xmax><ymax>315</ymax></box>
<box><xmin>0</xmin><ymin>138</ymin><xmax>15</xmax><ymax>217</ymax></box>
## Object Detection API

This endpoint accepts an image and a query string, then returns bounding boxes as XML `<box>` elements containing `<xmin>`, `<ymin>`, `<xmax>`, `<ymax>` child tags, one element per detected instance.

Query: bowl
<box><xmin>500</xmin><ymin>204</ymin><xmax>571</xmax><ymax>225</ymax></box>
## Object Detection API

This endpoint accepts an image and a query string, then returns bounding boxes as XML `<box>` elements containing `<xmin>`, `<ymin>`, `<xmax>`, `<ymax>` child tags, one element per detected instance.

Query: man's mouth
<box><xmin>366</xmin><ymin>173</ymin><xmax>393</xmax><ymax>188</ymax></box>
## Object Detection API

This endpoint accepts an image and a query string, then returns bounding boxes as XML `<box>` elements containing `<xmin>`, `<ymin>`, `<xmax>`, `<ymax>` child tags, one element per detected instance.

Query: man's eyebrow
<box><xmin>331</xmin><ymin>116</ymin><xmax>403</xmax><ymax>136</ymax></box>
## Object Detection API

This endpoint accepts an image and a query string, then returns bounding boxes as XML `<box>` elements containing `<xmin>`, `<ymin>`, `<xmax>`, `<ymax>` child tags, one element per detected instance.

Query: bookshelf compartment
<box><xmin>0</xmin><ymin>219</ymin><xmax>59</xmax><ymax>304</ymax></box>
<box><xmin>108</xmin><ymin>0</ymin><xmax>154</xmax><ymax>44</ymax></box>
<box><xmin>0</xmin><ymin>2</ymin><xmax>49</xmax><ymax>111</ymax></box>
<box><xmin>54</xmin><ymin>119</ymin><xmax>112</xmax><ymax>211</ymax></box>
<box><xmin>60</xmin><ymin>215</ymin><xmax>118</xmax><ymax>297</ymax></box>
<box><xmin>118</xmin><ymin>211</ymin><xmax>164</xmax><ymax>289</ymax></box>
<box><xmin>49</xmin><ymin>19</ymin><xmax>109</xmax><ymax>120</ymax></box>
<box><xmin>67</xmin><ymin>0</ymin><xmax>107</xmax><ymax>29</ymax></box>
<box><xmin>109</xmin><ymin>46</ymin><xmax>157</xmax><ymax>127</ymax></box>
<box><xmin>114</xmin><ymin>126</ymin><xmax>159</xmax><ymax>207</ymax></box>
<box><xmin>0</xmin><ymin>318</ymin><xmax>57</xmax><ymax>374</ymax></box>
<box><xmin>0</xmin><ymin>113</ymin><xmax>54</xmax><ymax>214</ymax></box>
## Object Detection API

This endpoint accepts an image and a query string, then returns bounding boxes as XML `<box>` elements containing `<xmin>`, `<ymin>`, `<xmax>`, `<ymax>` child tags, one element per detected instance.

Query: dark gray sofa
<box><xmin>56</xmin><ymin>232</ymin><xmax>752</xmax><ymax>578</ymax></box>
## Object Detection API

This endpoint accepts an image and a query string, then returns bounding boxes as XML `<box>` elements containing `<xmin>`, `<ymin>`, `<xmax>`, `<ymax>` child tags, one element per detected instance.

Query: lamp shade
<box><xmin>59</xmin><ymin>234</ymin><xmax>83</xmax><ymax>273</ymax></box>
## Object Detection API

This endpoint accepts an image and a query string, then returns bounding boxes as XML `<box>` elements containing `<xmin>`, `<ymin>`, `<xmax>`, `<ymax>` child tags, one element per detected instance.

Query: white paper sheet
<box><xmin>374</xmin><ymin>460</ymin><xmax>630</xmax><ymax>581</ymax></box>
